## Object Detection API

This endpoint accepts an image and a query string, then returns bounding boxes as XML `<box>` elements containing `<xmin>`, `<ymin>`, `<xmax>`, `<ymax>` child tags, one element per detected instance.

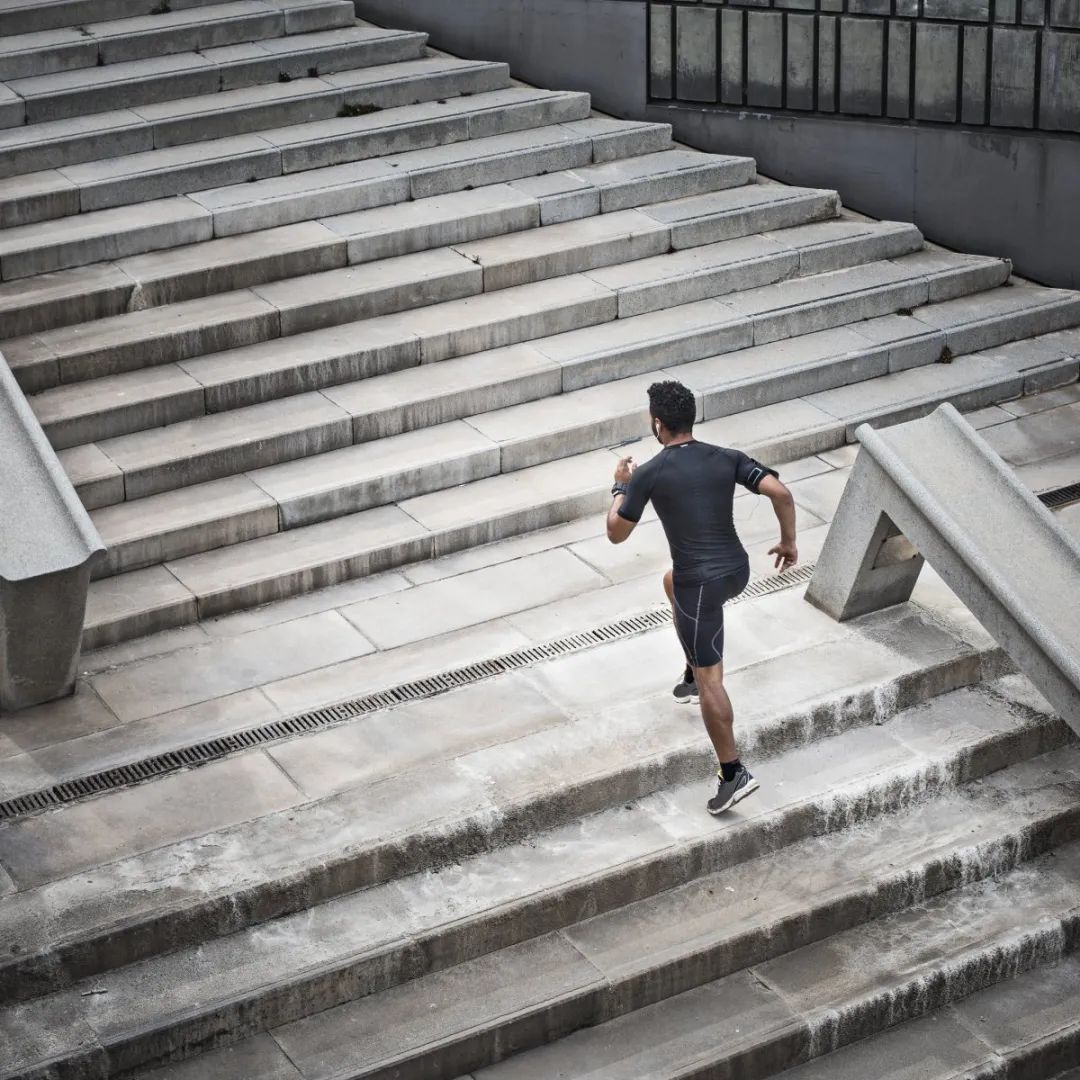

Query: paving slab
<box><xmin>268</xmin><ymin>671</ymin><xmax>571</xmax><ymax>800</ymax></box>
<box><xmin>338</xmin><ymin>547</ymin><xmax>606</xmax><ymax>649</ymax></box>
<box><xmin>0</xmin><ymin>686</ymin><xmax>278</xmax><ymax>804</ymax></box>
<box><xmin>0</xmin><ymin>752</ymin><xmax>302</xmax><ymax>889</ymax></box>
<box><xmin>981</xmin><ymin>400</ymin><xmax>1080</xmax><ymax>466</ymax></box>
<box><xmin>89</xmin><ymin>609</ymin><xmax>374</xmax><ymax>722</ymax></box>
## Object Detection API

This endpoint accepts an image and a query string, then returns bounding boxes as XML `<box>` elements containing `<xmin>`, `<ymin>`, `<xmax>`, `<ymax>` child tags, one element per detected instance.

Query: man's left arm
<box><xmin>607</xmin><ymin>456</ymin><xmax>640</xmax><ymax>544</ymax></box>
<box><xmin>758</xmin><ymin>474</ymin><xmax>798</xmax><ymax>571</ymax></box>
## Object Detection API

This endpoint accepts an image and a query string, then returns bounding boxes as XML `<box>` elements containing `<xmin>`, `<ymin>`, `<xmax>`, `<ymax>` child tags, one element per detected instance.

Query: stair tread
<box><xmin>469</xmin><ymin>846</ymin><xmax>1080</xmax><ymax>1080</ymax></box>
<box><xmin>5</xmin><ymin>24</ymin><xmax>410</xmax><ymax>98</ymax></box>
<box><xmin>16</xmin><ymin>217</ymin><xmax>919</xmax><ymax>426</ymax></box>
<box><xmin>773</xmin><ymin>956</ymin><xmax>1080</xmax><ymax>1079</ymax></box>
<box><xmin>61</xmin><ymin>278</ymin><xmax>1073</xmax><ymax>590</ymax></box>
<box><xmin>1</xmin><ymin>670</ymin><xmax>1072</xmax><ymax>1078</ymax></box>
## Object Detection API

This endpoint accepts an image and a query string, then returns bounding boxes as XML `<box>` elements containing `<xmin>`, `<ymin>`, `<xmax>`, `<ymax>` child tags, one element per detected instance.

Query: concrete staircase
<box><xmin>2</xmin><ymin>4</ymin><xmax>1080</xmax><ymax>1078</ymax></box>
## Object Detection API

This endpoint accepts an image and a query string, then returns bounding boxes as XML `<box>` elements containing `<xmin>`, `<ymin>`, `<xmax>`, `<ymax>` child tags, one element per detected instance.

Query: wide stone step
<box><xmin>133</xmin><ymin>955</ymin><xmax>1080</xmax><ymax>1080</ymax></box>
<box><xmin>0</xmin><ymin>84</ymin><xmax>590</xmax><ymax>232</ymax></box>
<box><xmin>0</xmin><ymin>82</ymin><xmax>591</xmax><ymax>236</ymax></box>
<box><xmin>464</xmin><ymin>845</ymin><xmax>1080</xmax><ymax>1080</ymax></box>
<box><xmin>0</xmin><ymin>56</ymin><xmax>511</xmax><ymax>187</ymax></box>
<box><xmin>0</xmin><ymin>0</ymin><xmax>354</xmax><ymax>84</ymax></box>
<box><xmin>12</xmin><ymin>185</ymin><xmax>831</xmax><ymax>415</ymax></box>
<box><xmin>769</xmin><ymin>956</ymin><xmax>1080</xmax><ymax>1080</ymax></box>
<box><xmin>0</xmin><ymin>26</ymin><xmax>429</xmax><ymax>229</ymax></box>
<box><xmin>0</xmin><ymin>147</ymin><xmax>756</xmax><ymax>341</ymax></box>
<box><xmin>75</xmin><ymin>350</ymin><xmax>1055</xmax><ymax>641</ymax></box>
<box><xmin>62</xmin><ymin>260</ymin><xmax>1062</xmax><ymax>603</ymax></box>
<box><xmin>20</xmin><ymin>217</ymin><xmax>918</xmax><ymax>464</ymax></box>
<box><xmin>2</xmin><ymin>21</ymin><xmax>432</xmax><ymax>126</ymax></box>
<box><xmin>0</xmin><ymin>671</ymin><xmax>1073</xmax><ymax>1077</ymax></box>
<box><xmin>0</xmin><ymin>118</ymin><xmax>676</xmax><ymax>290</ymax></box>
<box><xmin>47</xmin><ymin>242</ymin><xmax>998</xmax><ymax>522</ymax></box>
<box><xmin>10</xmin><ymin>208</ymin><xmax>878</xmax><ymax>399</ymax></box>
<box><xmin>194</xmin><ymin>121</ymin><xmax>699</xmax><ymax>237</ymax></box>
<box><xmin>0</xmin><ymin>0</ymin><xmax>242</xmax><ymax>37</ymax></box>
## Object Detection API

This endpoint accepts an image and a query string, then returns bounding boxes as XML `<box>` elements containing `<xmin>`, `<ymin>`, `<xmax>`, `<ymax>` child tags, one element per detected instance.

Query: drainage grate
<box><xmin>0</xmin><ymin>562</ymin><xmax>816</xmax><ymax>823</ymax></box>
<box><xmin>1039</xmin><ymin>482</ymin><xmax>1080</xmax><ymax>511</ymax></box>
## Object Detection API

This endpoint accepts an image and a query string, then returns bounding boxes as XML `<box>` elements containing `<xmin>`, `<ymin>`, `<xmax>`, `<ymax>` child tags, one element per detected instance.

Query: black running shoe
<box><xmin>673</xmin><ymin>666</ymin><xmax>698</xmax><ymax>704</ymax></box>
<box><xmin>707</xmin><ymin>766</ymin><xmax>759</xmax><ymax>815</ymax></box>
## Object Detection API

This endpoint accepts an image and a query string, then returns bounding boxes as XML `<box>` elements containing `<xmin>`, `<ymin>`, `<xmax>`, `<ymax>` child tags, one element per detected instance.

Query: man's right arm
<box><xmin>758</xmin><ymin>474</ymin><xmax>798</xmax><ymax>571</ymax></box>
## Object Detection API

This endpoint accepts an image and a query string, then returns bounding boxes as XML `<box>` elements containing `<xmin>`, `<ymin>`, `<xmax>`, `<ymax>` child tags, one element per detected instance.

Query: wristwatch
<box><xmin>611</xmin><ymin>482</ymin><xmax>629</xmax><ymax>497</ymax></box>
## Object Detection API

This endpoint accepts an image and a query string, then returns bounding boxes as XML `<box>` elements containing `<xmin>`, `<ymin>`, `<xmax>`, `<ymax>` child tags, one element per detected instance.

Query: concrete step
<box><xmin>465</xmin><ymin>846</ymin><xmax>1080</xmax><ymax>1080</ymax></box>
<box><xmin>0</xmin><ymin>56</ymin><xmax>512</xmax><ymax>185</ymax></box>
<box><xmin>0</xmin><ymin>26</ymin><xmax>430</xmax><ymax>229</ymax></box>
<box><xmin>76</xmin><ymin>325</ymin><xmax>1079</xmax><ymax>641</ymax></box>
<box><xmin>3</xmin><ymin>23</ymin><xmax>434</xmax><ymax>127</ymax></box>
<box><xmin>132</xmin><ymin>955</ymin><xmax>1080</xmax><ymax>1080</ymax></box>
<box><xmin>41</xmin><ymin>241</ymin><xmax>998</xmax><ymax>517</ymax></box>
<box><xmin>769</xmin><ymin>956</ymin><xmax>1080</xmax><ymax>1080</ymax></box>
<box><xmin>17</xmin><ymin>216</ymin><xmax>917</xmax><ymax>439</ymax></box>
<box><xmin>0</xmin><ymin>148</ymin><xmax>759</xmax><ymax>340</ymax></box>
<box><xmin>0</xmin><ymin>84</ymin><xmax>591</xmax><ymax>232</ymax></box>
<box><xmin>0</xmin><ymin>119</ymin><xmax>676</xmax><ymax>287</ymax></box>
<box><xmin>0</xmin><ymin>0</ymin><xmax>243</xmax><ymax>38</ymax></box>
<box><xmin>61</xmin><ymin>262</ymin><xmax>1063</xmax><ymax>609</ymax></box>
<box><xmin>9</xmin><ymin>204</ymin><xmax>867</xmax><ymax>398</ymax></box>
<box><xmin>0</xmin><ymin>0</ymin><xmax>354</xmax><ymax>83</ymax></box>
<box><xmin>195</xmin><ymin>124</ymin><xmax>706</xmax><ymax>237</ymax></box>
<box><xmin>0</xmin><ymin>672</ymin><xmax>1074</xmax><ymax>1076</ymax></box>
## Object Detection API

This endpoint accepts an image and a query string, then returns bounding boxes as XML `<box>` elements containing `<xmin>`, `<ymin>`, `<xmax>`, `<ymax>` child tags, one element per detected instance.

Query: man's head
<box><xmin>648</xmin><ymin>380</ymin><xmax>696</xmax><ymax>444</ymax></box>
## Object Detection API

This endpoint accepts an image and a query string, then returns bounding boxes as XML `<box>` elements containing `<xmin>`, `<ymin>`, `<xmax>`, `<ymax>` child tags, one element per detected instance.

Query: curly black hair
<box><xmin>648</xmin><ymin>380</ymin><xmax>696</xmax><ymax>435</ymax></box>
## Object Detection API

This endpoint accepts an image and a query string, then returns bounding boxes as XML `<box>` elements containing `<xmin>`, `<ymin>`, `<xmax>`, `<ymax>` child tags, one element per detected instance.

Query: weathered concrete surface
<box><xmin>354</xmin><ymin>0</ymin><xmax>1080</xmax><ymax>290</ymax></box>
<box><xmin>807</xmin><ymin>403</ymin><xmax>1080</xmax><ymax>732</ymax></box>
<box><xmin>0</xmin><ymin>352</ymin><xmax>103</xmax><ymax>712</ymax></box>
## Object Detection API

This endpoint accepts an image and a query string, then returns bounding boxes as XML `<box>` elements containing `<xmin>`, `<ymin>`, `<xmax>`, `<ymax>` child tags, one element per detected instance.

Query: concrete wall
<box><xmin>354</xmin><ymin>0</ymin><xmax>1080</xmax><ymax>290</ymax></box>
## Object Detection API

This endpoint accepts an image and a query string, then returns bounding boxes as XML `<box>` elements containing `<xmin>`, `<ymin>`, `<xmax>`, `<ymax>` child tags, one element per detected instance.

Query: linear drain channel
<box><xmin>0</xmin><ymin>563</ymin><xmax>819</xmax><ymax>823</ymax></box>
<box><xmin>1039</xmin><ymin>482</ymin><xmax>1080</xmax><ymax>510</ymax></box>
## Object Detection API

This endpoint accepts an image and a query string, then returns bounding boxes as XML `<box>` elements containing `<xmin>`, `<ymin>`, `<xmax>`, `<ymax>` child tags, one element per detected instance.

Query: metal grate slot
<box><xmin>0</xmin><ymin>560</ymin><xmax>817</xmax><ymax>823</ymax></box>
<box><xmin>1039</xmin><ymin>482</ymin><xmax>1080</xmax><ymax>510</ymax></box>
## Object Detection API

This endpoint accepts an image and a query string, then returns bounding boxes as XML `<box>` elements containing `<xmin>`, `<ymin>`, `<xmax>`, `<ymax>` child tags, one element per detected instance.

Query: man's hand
<box><xmin>614</xmin><ymin>456</ymin><xmax>635</xmax><ymax>484</ymax></box>
<box><xmin>769</xmin><ymin>541</ymin><xmax>798</xmax><ymax>572</ymax></box>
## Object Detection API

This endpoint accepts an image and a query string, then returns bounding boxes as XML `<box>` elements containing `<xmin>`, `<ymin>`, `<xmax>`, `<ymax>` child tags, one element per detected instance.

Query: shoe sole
<box><xmin>673</xmin><ymin>693</ymin><xmax>699</xmax><ymax>705</ymax></box>
<box><xmin>707</xmin><ymin>776</ymin><xmax>760</xmax><ymax>816</ymax></box>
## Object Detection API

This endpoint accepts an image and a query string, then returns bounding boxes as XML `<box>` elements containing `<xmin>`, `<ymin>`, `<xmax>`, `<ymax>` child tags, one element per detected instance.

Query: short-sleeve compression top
<box><xmin>617</xmin><ymin>439</ymin><xmax>779</xmax><ymax>586</ymax></box>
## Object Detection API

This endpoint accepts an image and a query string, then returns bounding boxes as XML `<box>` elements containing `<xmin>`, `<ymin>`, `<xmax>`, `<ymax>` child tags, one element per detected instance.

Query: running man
<box><xmin>606</xmin><ymin>380</ymin><xmax>798</xmax><ymax>815</ymax></box>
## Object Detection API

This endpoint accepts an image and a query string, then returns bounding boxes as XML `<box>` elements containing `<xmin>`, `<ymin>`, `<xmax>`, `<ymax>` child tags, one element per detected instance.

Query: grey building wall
<box><xmin>354</xmin><ymin>0</ymin><xmax>1080</xmax><ymax>289</ymax></box>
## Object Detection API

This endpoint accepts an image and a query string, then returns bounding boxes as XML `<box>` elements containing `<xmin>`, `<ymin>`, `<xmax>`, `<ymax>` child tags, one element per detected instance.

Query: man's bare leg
<box><xmin>693</xmin><ymin>661</ymin><xmax>737</xmax><ymax>763</ymax></box>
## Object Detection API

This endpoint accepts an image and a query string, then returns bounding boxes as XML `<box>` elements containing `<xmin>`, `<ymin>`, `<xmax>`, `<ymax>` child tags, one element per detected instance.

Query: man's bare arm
<box><xmin>759</xmin><ymin>474</ymin><xmax>798</xmax><ymax>570</ymax></box>
<box><xmin>606</xmin><ymin>455</ymin><xmax>637</xmax><ymax>544</ymax></box>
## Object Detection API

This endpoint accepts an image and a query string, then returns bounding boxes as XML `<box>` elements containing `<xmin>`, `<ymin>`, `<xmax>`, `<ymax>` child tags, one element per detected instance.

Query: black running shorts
<box><xmin>672</xmin><ymin>566</ymin><xmax>751</xmax><ymax>669</ymax></box>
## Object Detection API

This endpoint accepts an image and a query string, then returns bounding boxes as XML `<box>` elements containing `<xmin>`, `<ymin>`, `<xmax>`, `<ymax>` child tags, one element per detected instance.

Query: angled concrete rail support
<box><xmin>805</xmin><ymin>403</ymin><xmax>1080</xmax><ymax>735</ymax></box>
<box><xmin>0</xmin><ymin>353</ymin><xmax>104</xmax><ymax>713</ymax></box>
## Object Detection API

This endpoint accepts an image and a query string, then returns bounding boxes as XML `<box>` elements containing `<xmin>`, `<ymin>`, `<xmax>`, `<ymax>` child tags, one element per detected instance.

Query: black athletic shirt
<box><xmin>617</xmin><ymin>440</ymin><xmax>778</xmax><ymax>586</ymax></box>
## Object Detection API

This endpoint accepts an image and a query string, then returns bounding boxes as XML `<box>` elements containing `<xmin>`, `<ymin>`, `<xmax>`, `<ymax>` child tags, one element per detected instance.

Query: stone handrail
<box><xmin>806</xmin><ymin>403</ymin><xmax>1080</xmax><ymax>735</ymax></box>
<box><xmin>0</xmin><ymin>352</ymin><xmax>104</xmax><ymax>713</ymax></box>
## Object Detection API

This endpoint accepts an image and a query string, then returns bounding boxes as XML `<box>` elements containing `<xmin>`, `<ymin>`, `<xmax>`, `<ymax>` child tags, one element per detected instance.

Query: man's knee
<box><xmin>662</xmin><ymin>569</ymin><xmax>674</xmax><ymax>603</ymax></box>
<box><xmin>693</xmin><ymin>661</ymin><xmax>725</xmax><ymax>686</ymax></box>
